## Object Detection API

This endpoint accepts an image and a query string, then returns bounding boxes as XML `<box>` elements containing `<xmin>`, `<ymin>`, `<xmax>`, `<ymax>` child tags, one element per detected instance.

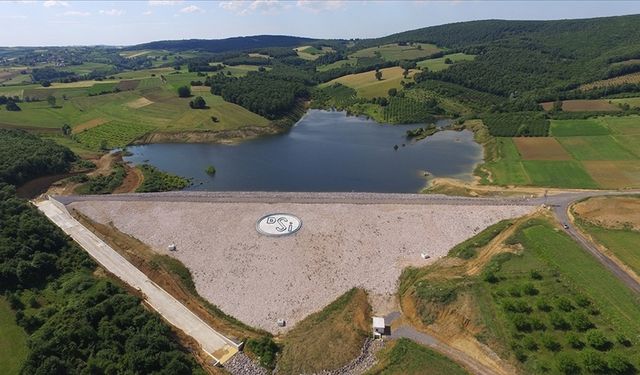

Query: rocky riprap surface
<box><xmin>225</xmin><ymin>338</ymin><xmax>384</xmax><ymax>375</ymax></box>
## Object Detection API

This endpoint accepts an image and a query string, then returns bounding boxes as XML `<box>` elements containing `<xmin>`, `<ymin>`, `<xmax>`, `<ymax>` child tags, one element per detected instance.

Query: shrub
<box><xmin>537</xmin><ymin>299</ymin><xmax>553</xmax><ymax>312</ymax></box>
<box><xmin>616</xmin><ymin>334</ymin><xmax>632</xmax><ymax>348</ymax></box>
<box><xmin>549</xmin><ymin>312</ymin><xmax>571</xmax><ymax>331</ymax></box>
<box><xmin>557</xmin><ymin>355</ymin><xmax>581</xmax><ymax>375</ymax></box>
<box><xmin>575</xmin><ymin>295</ymin><xmax>591</xmax><ymax>308</ymax></box>
<box><xmin>586</xmin><ymin>330</ymin><xmax>611</xmax><ymax>351</ymax></box>
<box><xmin>566</xmin><ymin>333</ymin><xmax>585</xmax><ymax>349</ymax></box>
<box><xmin>508</xmin><ymin>286</ymin><xmax>522</xmax><ymax>297</ymax></box>
<box><xmin>512</xmin><ymin>314</ymin><xmax>532</xmax><ymax>332</ymax></box>
<box><xmin>529</xmin><ymin>270</ymin><xmax>543</xmax><ymax>280</ymax></box>
<box><xmin>571</xmin><ymin>312</ymin><xmax>595</xmax><ymax>332</ymax></box>
<box><xmin>246</xmin><ymin>336</ymin><xmax>280</xmax><ymax>370</ymax></box>
<box><xmin>582</xmin><ymin>350</ymin><xmax>608</xmax><ymax>373</ymax></box>
<box><xmin>608</xmin><ymin>354</ymin><xmax>635</xmax><ymax>375</ymax></box>
<box><xmin>503</xmin><ymin>300</ymin><xmax>532</xmax><ymax>314</ymax></box>
<box><xmin>523</xmin><ymin>336</ymin><xmax>539</xmax><ymax>351</ymax></box>
<box><xmin>557</xmin><ymin>297</ymin><xmax>575</xmax><ymax>312</ymax></box>
<box><xmin>5</xmin><ymin>101</ymin><xmax>21</xmax><ymax>111</ymax></box>
<box><xmin>483</xmin><ymin>271</ymin><xmax>500</xmax><ymax>283</ymax></box>
<box><xmin>205</xmin><ymin>165</ymin><xmax>216</xmax><ymax>175</ymax></box>
<box><xmin>541</xmin><ymin>335</ymin><xmax>562</xmax><ymax>352</ymax></box>
<box><xmin>523</xmin><ymin>283</ymin><xmax>539</xmax><ymax>296</ymax></box>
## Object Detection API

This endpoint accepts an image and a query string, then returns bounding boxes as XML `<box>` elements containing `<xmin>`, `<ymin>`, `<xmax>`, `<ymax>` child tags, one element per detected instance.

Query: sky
<box><xmin>1</xmin><ymin>0</ymin><xmax>639</xmax><ymax>46</ymax></box>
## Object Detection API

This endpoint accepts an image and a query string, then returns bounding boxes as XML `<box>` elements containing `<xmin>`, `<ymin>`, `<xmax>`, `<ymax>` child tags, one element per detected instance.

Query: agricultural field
<box><xmin>350</xmin><ymin>43</ymin><xmax>441</xmax><ymax>61</ymax></box>
<box><xmin>573</xmin><ymin>196</ymin><xmax>640</xmax><ymax>276</ymax></box>
<box><xmin>610</xmin><ymin>97</ymin><xmax>640</xmax><ymax>109</ymax></box>
<box><xmin>405</xmin><ymin>217</ymin><xmax>640</xmax><ymax>375</ymax></box>
<box><xmin>366</xmin><ymin>338</ymin><xmax>469</xmax><ymax>375</ymax></box>
<box><xmin>540</xmin><ymin>99</ymin><xmax>621</xmax><ymax>112</ymax></box>
<box><xmin>416</xmin><ymin>53</ymin><xmax>476</xmax><ymax>72</ymax></box>
<box><xmin>478</xmin><ymin>219</ymin><xmax>640</xmax><ymax>373</ymax></box>
<box><xmin>0</xmin><ymin>76</ymin><xmax>270</xmax><ymax>150</ymax></box>
<box><xmin>316</xmin><ymin>58</ymin><xmax>357</xmax><ymax>72</ymax></box>
<box><xmin>294</xmin><ymin>45</ymin><xmax>334</xmax><ymax>60</ymax></box>
<box><xmin>579</xmin><ymin>71</ymin><xmax>640</xmax><ymax>90</ymax></box>
<box><xmin>321</xmin><ymin>66</ymin><xmax>417</xmax><ymax>99</ymax></box>
<box><xmin>0</xmin><ymin>298</ymin><xmax>28</xmax><ymax>375</ymax></box>
<box><xmin>482</xmin><ymin>116</ymin><xmax>640</xmax><ymax>188</ymax></box>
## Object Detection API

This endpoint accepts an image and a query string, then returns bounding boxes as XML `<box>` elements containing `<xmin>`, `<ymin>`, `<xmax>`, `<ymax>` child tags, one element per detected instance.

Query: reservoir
<box><xmin>124</xmin><ymin>110</ymin><xmax>483</xmax><ymax>193</ymax></box>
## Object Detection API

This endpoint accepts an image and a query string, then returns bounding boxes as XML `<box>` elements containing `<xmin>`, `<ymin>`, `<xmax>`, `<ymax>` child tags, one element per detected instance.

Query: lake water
<box><xmin>124</xmin><ymin>110</ymin><xmax>483</xmax><ymax>193</ymax></box>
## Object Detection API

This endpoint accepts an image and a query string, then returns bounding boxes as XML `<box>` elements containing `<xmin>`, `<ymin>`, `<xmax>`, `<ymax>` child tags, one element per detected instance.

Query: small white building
<box><xmin>372</xmin><ymin>316</ymin><xmax>385</xmax><ymax>338</ymax></box>
<box><xmin>168</xmin><ymin>244</ymin><xmax>177</xmax><ymax>251</ymax></box>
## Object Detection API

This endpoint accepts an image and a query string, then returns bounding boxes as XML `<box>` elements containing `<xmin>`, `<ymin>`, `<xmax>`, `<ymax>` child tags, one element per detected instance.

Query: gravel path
<box><xmin>71</xmin><ymin>200</ymin><xmax>532</xmax><ymax>333</ymax></box>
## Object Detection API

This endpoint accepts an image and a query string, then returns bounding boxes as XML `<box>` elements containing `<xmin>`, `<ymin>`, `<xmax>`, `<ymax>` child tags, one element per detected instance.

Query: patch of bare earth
<box><xmin>113</xmin><ymin>165</ymin><xmax>143</xmax><ymax>193</ymax></box>
<box><xmin>513</xmin><ymin>137</ymin><xmax>572</xmax><ymax>160</ymax></box>
<box><xmin>70</xmin><ymin>200</ymin><xmax>533</xmax><ymax>333</ymax></box>
<box><xmin>573</xmin><ymin>195</ymin><xmax>640</xmax><ymax>231</ymax></box>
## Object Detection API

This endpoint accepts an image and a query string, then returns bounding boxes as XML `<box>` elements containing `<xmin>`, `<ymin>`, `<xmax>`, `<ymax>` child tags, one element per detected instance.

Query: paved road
<box><xmin>37</xmin><ymin>199</ymin><xmax>239</xmax><ymax>365</ymax></box>
<box><xmin>548</xmin><ymin>191</ymin><xmax>640</xmax><ymax>295</ymax></box>
<box><xmin>56</xmin><ymin>190</ymin><xmax>540</xmax><ymax>206</ymax></box>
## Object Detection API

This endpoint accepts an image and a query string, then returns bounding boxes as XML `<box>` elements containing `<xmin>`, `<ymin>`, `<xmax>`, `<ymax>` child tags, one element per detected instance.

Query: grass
<box><xmin>321</xmin><ymin>66</ymin><xmax>417</xmax><ymax>99</ymax></box>
<box><xmin>557</xmin><ymin>136</ymin><xmax>638</xmax><ymax>160</ymax></box>
<box><xmin>449</xmin><ymin>220</ymin><xmax>513</xmax><ymax>259</ymax></box>
<box><xmin>350</xmin><ymin>43</ymin><xmax>442</xmax><ymax>62</ymax></box>
<box><xmin>365</xmin><ymin>338</ymin><xmax>469</xmax><ymax>375</ymax></box>
<box><xmin>521</xmin><ymin>160</ymin><xmax>599</xmax><ymax>188</ymax></box>
<box><xmin>417</xmin><ymin>53</ymin><xmax>476</xmax><ymax>72</ymax></box>
<box><xmin>0</xmin><ymin>298</ymin><xmax>29</xmax><ymax>375</ymax></box>
<box><xmin>550</xmin><ymin>119</ymin><xmax>611</xmax><ymax>137</ymax></box>
<box><xmin>278</xmin><ymin>288</ymin><xmax>371</xmax><ymax>375</ymax></box>
<box><xmin>472</xmin><ymin>218</ymin><xmax>640</xmax><ymax>373</ymax></box>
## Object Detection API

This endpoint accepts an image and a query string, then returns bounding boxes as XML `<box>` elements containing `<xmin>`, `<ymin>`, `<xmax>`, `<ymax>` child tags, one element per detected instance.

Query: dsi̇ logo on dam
<box><xmin>256</xmin><ymin>214</ymin><xmax>302</xmax><ymax>236</ymax></box>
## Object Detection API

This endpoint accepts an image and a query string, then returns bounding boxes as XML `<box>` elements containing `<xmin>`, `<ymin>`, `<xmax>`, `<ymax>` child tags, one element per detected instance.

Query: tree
<box><xmin>189</xmin><ymin>96</ymin><xmax>206</xmax><ymax>109</ymax></box>
<box><xmin>177</xmin><ymin>85</ymin><xmax>191</xmax><ymax>98</ymax></box>
<box><xmin>388</xmin><ymin>88</ymin><xmax>398</xmax><ymax>97</ymax></box>
<box><xmin>444</xmin><ymin>57</ymin><xmax>453</xmax><ymax>64</ymax></box>
<box><xmin>47</xmin><ymin>95</ymin><xmax>57</xmax><ymax>108</ymax></box>
<box><xmin>41</xmin><ymin>81</ymin><xmax>51</xmax><ymax>87</ymax></box>
<box><xmin>608</xmin><ymin>354</ymin><xmax>634</xmax><ymax>375</ymax></box>
<box><xmin>403</xmin><ymin>68</ymin><xmax>410</xmax><ymax>78</ymax></box>
<box><xmin>582</xmin><ymin>350</ymin><xmax>608</xmax><ymax>373</ymax></box>
<box><xmin>205</xmin><ymin>165</ymin><xmax>216</xmax><ymax>175</ymax></box>
<box><xmin>6</xmin><ymin>101</ymin><xmax>21</xmax><ymax>111</ymax></box>
<box><xmin>375</xmin><ymin>70</ymin><xmax>383</xmax><ymax>81</ymax></box>
<box><xmin>61</xmin><ymin>124</ymin><xmax>72</xmax><ymax>136</ymax></box>
<box><xmin>552</xmin><ymin>100</ymin><xmax>563</xmax><ymax>112</ymax></box>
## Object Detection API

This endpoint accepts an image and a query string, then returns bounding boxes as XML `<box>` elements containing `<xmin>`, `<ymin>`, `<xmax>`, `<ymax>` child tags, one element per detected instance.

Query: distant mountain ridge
<box><xmin>125</xmin><ymin>35</ymin><xmax>317</xmax><ymax>52</ymax></box>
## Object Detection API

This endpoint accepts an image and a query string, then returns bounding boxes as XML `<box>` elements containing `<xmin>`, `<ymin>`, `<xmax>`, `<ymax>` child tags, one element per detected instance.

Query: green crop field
<box><xmin>416</xmin><ymin>53</ymin><xmax>476</xmax><ymax>72</ymax></box>
<box><xmin>321</xmin><ymin>66</ymin><xmax>417</xmax><ymax>99</ymax></box>
<box><xmin>350</xmin><ymin>43</ymin><xmax>441</xmax><ymax>61</ymax></box>
<box><xmin>481</xmin><ymin>116</ymin><xmax>640</xmax><ymax>188</ymax></box>
<box><xmin>600</xmin><ymin>115</ymin><xmax>640</xmax><ymax>135</ymax></box>
<box><xmin>366</xmin><ymin>338</ymin><xmax>469</xmax><ymax>375</ymax></box>
<box><xmin>74</xmin><ymin>121</ymin><xmax>154</xmax><ymax>149</ymax></box>
<box><xmin>472</xmin><ymin>219</ymin><xmax>640</xmax><ymax>373</ymax></box>
<box><xmin>521</xmin><ymin>160</ymin><xmax>599</xmax><ymax>188</ymax></box>
<box><xmin>550</xmin><ymin>119</ymin><xmax>611</xmax><ymax>137</ymax></box>
<box><xmin>0</xmin><ymin>298</ymin><xmax>28</xmax><ymax>375</ymax></box>
<box><xmin>557</xmin><ymin>136</ymin><xmax>638</xmax><ymax>160</ymax></box>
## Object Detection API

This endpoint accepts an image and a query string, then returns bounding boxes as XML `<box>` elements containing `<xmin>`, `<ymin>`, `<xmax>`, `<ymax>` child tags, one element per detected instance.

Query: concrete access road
<box><xmin>37</xmin><ymin>199</ymin><xmax>239</xmax><ymax>365</ymax></box>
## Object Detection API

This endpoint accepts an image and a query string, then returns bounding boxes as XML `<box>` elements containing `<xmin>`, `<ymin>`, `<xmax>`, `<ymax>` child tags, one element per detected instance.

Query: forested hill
<box><xmin>127</xmin><ymin>35</ymin><xmax>317</xmax><ymax>53</ymax></box>
<box><xmin>357</xmin><ymin>14</ymin><xmax>640</xmax><ymax>98</ymax></box>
